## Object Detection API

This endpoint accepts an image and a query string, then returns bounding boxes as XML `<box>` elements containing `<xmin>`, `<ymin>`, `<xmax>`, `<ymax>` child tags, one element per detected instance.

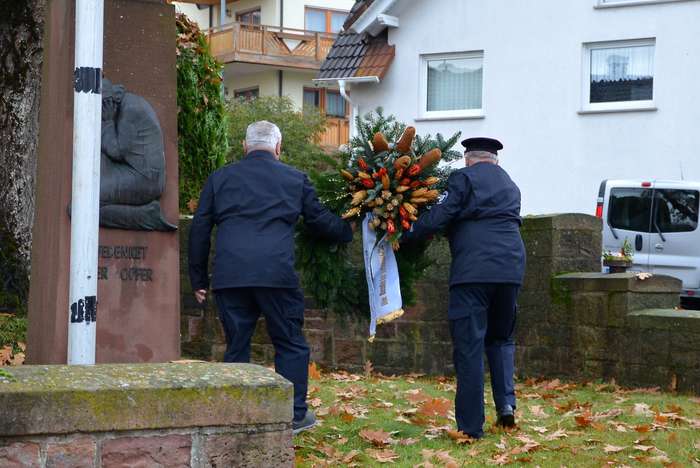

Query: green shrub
<box><xmin>0</xmin><ymin>313</ymin><xmax>26</xmax><ymax>352</ymax></box>
<box><xmin>226</xmin><ymin>95</ymin><xmax>334</xmax><ymax>176</ymax></box>
<box><xmin>176</xmin><ymin>13</ymin><xmax>229</xmax><ymax>212</ymax></box>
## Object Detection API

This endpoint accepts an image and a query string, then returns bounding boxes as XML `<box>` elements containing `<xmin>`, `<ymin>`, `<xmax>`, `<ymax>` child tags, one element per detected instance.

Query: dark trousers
<box><xmin>214</xmin><ymin>287</ymin><xmax>310</xmax><ymax>421</ymax></box>
<box><xmin>448</xmin><ymin>283</ymin><xmax>519</xmax><ymax>438</ymax></box>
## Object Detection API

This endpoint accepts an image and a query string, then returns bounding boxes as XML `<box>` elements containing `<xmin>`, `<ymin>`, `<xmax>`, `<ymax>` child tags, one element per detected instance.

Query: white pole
<box><xmin>68</xmin><ymin>0</ymin><xmax>104</xmax><ymax>365</ymax></box>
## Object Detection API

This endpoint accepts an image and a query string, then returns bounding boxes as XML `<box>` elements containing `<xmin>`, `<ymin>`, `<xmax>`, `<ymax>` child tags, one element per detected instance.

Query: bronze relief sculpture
<box><xmin>97</xmin><ymin>79</ymin><xmax>176</xmax><ymax>231</ymax></box>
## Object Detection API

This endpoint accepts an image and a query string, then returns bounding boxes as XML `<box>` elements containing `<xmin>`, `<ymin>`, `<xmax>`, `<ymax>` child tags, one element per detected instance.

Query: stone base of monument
<box><xmin>0</xmin><ymin>363</ymin><xmax>293</xmax><ymax>467</ymax></box>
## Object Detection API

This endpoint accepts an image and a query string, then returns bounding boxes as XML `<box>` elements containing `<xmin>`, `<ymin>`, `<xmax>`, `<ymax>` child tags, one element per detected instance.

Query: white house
<box><xmin>316</xmin><ymin>0</ymin><xmax>700</xmax><ymax>215</ymax></box>
<box><xmin>173</xmin><ymin>0</ymin><xmax>355</xmax><ymax>148</ymax></box>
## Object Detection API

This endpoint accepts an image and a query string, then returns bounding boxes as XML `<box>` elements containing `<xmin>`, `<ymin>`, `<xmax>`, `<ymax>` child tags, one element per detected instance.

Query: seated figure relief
<box><xmin>97</xmin><ymin>79</ymin><xmax>176</xmax><ymax>231</ymax></box>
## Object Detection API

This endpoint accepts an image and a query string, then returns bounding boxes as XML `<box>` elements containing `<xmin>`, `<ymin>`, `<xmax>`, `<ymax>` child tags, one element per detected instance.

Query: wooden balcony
<box><xmin>319</xmin><ymin>117</ymin><xmax>350</xmax><ymax>151</ymax></box>
<box><xmin>207</xmin><ymin>22</ymin><xmax>337</xmax><ymax>70</ymax></box>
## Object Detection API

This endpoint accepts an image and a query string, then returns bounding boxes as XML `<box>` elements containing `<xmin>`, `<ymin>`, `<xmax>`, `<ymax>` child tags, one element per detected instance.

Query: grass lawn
<box><xmin>294</xmin><ymin>364</ymin><xmax>700</xmax><ymax>467</ymax></box>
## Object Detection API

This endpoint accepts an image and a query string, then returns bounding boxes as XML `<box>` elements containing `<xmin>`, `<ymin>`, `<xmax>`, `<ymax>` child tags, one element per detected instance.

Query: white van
<box><xmin>597</xmin><ymin>179</ymin><xmax>700</xmax><ymax>302</ymax></box>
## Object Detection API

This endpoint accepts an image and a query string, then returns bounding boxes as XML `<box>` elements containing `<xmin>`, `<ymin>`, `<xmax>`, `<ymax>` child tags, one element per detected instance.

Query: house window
<box><xmin>420</xmin><ymin>52</ymin><xmax>484</xmax><ymax>119</ymax></box>
<box><xmin>305</xmin><ymin>7</ymin><xmax>348</xmax><ymax>33</ymax></box>
<box><xmin>582</xmin><ymin>39</ymin><xmax>655</xmax><ymax>112</ymax></box>
<box><xmin>303</xmin><ymin>88</ymin><xmax>346</xmax><ymax>117</ymax></box>
<box><xmin>236</xmin><ymin>8</ymin><xmax>261</xmax><ymax>25</ymax></box>
<box><xmin>234</xmin><ymin>86</ymin><xmax>259</xmax><ymax>101</ymax></box>
<box><xmin>325</xmin><ymin>90</ymin><xmax>346</xmax><ymax>117</ymax></box>
<box><xmin>303</xmin><ymin>88</ymin><xmax>320</xmax><ymax>108</ymax></box>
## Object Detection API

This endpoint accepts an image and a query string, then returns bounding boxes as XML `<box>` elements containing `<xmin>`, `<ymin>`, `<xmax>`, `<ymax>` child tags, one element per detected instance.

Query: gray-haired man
<box><xmin>188</xmin><ymin>121</ymin><xmax>353</xmax><ymax>433</ymax></box>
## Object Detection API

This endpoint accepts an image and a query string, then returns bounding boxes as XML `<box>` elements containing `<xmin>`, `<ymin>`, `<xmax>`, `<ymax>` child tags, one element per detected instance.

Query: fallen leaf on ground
<box><xmin>490</xmin><ymin>452</ymin><xmax>510</xmax><ymax>466</ymax></box>
<box><xmin>367</xmin><ymin>448</ymin><xmax>399</xmax><ymax>463</ymax></box>
<box><xmin>418</xmin><ymin>398</ymin><xmax>452</xmax><ymax>418</ymax></box>
<box><xmin>405</xmin><ymin>389</ymin><xmax>432</xmax><ymax>404</ymax></box>
<box><xmin>669</xmin><ymin>373</ymin><xmax>678</xmax><ymax>392</ymax></box>
<box><xmin>446</xmin><ymin>429</ymin><xmax>473</xmax><ymax>444</ymax></box>
<box><xmin>308</xmin><ymin>362</ymin><xmax>321</xmax><ymax>380</ymax></box>
<box><xmin>648</xmin><ymin>454</ymin><xmax>672</xmax><ymax>464</ymax></box>
<box><xmin>613</xmin><ymin>424</ymin><xmax>628</xmax><ymax>432</ymax></box>
<box><xmin>434</xmin><ymin>450</ymin><xmax>459</xmax><ymax>468</ymax></box>
<box><xmin>633</xmin><ymin>444</ymin><xmax>654</xmax><ymax>452</ymax></box>
<box><xmin>399</xmin><ymin>437</ymin><xmax>418</xmax><ymax>446</ymax></box>
<box><xmin>634</xmin><ymin>424</ymin><xmax>651</xmax><ymax>433</ymax></box>
<box><xmin>529</xmin><ymin>405</ymin><xmax>548</xmax><ymax>418</ymax></box>
<box><xmin>593</xmin><ymin>408</ymin><xmax>624</xmax><ymax>420</ymax></box>
<box><xmin>9</xmin><ymin>352</ymin><xmax>24</xmax><ymax>366</ymax></box>
<box><xmin>530</xmin><ymin>426</ymin><xmax>548</xmax><ymax>434</ymax></box>
<box><xmin>0</xmin><ymin>346</ymin><xmax>11</xmax><ymax>365</ymax></box>
<box><xmin>511</xmin><ymin>435</ymin><xmax>541</xmax><ymax>454</ymax></box>
<box><xmin>359</xmin><ymin>428</ymin><xmax>392</xmax><ymax>447</ymax></box>
<box><xmin>186</xmin><ymin>198</ymin><xmax>198</xmax><ymax>213</ymax></box>
<box><xmin>634</xmin><ymin>403</ymin><xmax>654</xmax><ymax>417</ymax></box>
<box><xmin>603</xmin><ymin>444</ymin><xmax>626</xmax><ymax>453</ymax></box>
<box><xmin>575</xmin><ymin>412</ymin><xmax>593</xmax><ymax>428</ymax></box>
<box><xmin>364</xmin><ymin>360</ymin><xmax>374</xmax><ymax>378</ymax></box>
<box><xmin>544</xmin><ymin>429</ymin><xmax>568</xmax><ymax>441</ymax></box>
<box><xmin>309</xmin><ymin>397</ymin><xmax>322</xmax><ymax>408</ymax></box>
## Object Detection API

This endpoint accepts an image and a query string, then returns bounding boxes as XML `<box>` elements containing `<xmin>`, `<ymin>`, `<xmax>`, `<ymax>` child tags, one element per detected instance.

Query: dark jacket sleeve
<box><xmin>188</xmin><ymin>176</ymin><xmax>216</xmax><ymax>290</ymax></box>
<box><xmin>403</xmin><ymin>172</ymin><xmax>467</xmax><ymax>242</ymax></box>
<box><xmin>301</xmin><ymin>175</ymin><xmax>353</xmax><ymax>243</ymax></box>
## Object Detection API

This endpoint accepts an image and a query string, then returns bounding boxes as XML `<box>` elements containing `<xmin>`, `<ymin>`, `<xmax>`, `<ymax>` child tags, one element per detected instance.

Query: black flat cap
<box><xmin>461</xmin><ymin>137</ymin><xmax>503</xmax><ymax>155</ymax></box>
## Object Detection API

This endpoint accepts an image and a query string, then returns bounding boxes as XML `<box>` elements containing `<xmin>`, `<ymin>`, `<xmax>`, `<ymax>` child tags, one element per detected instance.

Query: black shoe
<box><xmin>293</xmin><ymin>410</ymin><xmax>317</xmax><ymax>435</ymax></box>
<box><xmin>496</xmin><ymin>405</ymin><xmax>516</xmax><ymax>428</ymax></box>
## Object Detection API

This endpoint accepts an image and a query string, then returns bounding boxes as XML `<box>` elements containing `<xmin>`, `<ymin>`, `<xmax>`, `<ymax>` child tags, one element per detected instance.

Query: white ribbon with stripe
<box><xmin>362</xmin><ymin>213</ymin><xmax>404</xmax><ymax>341</ymax></box>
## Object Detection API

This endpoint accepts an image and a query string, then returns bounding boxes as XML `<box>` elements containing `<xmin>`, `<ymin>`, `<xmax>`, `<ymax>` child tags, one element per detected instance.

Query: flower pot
<box><xmin>604</xmin><ymin>258</ymin><xmax>632</xmax><ymax>273</ymax></box>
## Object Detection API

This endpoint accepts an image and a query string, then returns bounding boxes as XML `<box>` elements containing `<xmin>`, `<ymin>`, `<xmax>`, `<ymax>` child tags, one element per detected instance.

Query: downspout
<box><xmin>280</xmin><ymin>0</ymin><xmax>284</xmax><ymax>30</ymax></box>
<box><xmin>279</xmin><ymin>0</ymin><xmax>284</xmax><ymax>96</ymax></box>
<box><xmin>338</xmin><ymin>80</ymin><xmax>358</xmax><ymax>138</ymax></box>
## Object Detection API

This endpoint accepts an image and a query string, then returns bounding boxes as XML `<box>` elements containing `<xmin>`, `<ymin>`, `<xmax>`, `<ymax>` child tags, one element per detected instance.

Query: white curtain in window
<box><xmin>427</xmin><ymin>57</ymin><xmax>483</xmax><ymax>112</ymax></box>
<box><xmin>590</xmin><ymin>45</ymin><xmax>654</xmax><ymax>82</ymax></box>
<box><xmin>306</xmin><ymin>10</ymin><xmax>326</xmax><ymax>32</ymax></box>
<box><xmin>326</xmin><ymin>92</ymin><xmax>345</xmax><ymax>117</ymax></box>
<box><xmin>330</xmin><ymin>12</ymin><xmax>347</xmax><ymax>33</ymax></box>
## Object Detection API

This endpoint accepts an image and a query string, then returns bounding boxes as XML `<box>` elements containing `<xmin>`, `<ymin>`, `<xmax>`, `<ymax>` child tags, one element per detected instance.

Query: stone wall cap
<box><xmin>522</xmin><ymin>213</ymin><xmax>601</xmax><ymax>231</ymax></box>
<box><xmin>555</xmin><ymin>272</ymin><xmax>682</xmax><ymax>293</ymax></box>
<box><xmin>629</xmin><ymin>308</ymin><xmax>700</xmax><ymax>320</ymax></box>
<box><xmin>0</xmin><ymin>362</ymin><xmax>292</xmax><ymax>437</ymax></box>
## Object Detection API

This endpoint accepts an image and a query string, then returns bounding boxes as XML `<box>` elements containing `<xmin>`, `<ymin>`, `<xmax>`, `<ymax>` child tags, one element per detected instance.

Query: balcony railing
<box><xmin>207</xmin><ymin>22</ymin><xmax>337</xmax><ymax>70</ymax></box>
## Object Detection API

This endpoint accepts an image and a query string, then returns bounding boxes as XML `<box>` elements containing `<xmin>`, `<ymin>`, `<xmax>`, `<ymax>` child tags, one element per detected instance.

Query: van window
<box><xmin>653</xmin><ymin>189</ymin><xmax>699</xmax><ymax>233</ymax></box>
<box><xmin>608</xmin><ymin>188</ymin><xmax>652</xmax><ymax>232</ymax></box>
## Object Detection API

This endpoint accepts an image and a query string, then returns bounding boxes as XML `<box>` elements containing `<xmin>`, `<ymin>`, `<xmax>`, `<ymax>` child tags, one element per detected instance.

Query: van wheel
<box><xmin>680</xmin><ymin>296</ymin><xmax>700</xmax><ymax>310</ymax></box>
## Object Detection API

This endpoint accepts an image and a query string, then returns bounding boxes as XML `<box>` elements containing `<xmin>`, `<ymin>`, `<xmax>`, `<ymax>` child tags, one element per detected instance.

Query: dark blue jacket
<box><xmin>188</xmin><ymin>150</ymin><xmax>353</xmax><ymax>291</ymax></box>
<box><xmin>404</xmin><ymin>163</ymin><xmax>526</xmax><ymax>286</ymax></box>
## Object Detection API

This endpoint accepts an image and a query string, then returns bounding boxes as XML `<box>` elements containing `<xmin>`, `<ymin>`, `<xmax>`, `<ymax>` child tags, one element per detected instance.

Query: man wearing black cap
<box><xmin>403</xmin><ymin>137</ymin><xmax>525</xmax><ymax>439</ymax></box>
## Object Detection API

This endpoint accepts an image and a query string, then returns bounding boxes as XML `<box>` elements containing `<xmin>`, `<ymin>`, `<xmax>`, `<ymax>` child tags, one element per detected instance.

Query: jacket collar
<box><xmin>244</xmin><ymin>150</ymin><xmax>278</xmax><ymax>161</ymax></box>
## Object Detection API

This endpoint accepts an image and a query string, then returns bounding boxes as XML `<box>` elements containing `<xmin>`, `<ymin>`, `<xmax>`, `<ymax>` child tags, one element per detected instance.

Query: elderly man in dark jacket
<box><xmin>403</xmin><ymin>137</ymin><xmax>526</xmax><ymax>439</ymax></box>
<box><xmin>188</xmin><ymin>121</ymin><xmax>353</xmax><ymax>433</ymax></box>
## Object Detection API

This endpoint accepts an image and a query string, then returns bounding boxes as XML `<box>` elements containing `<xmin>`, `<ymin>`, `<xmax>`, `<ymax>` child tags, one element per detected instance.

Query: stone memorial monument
<box><xmin>27</xmin><ymin>0</ymin><xmax>180</xmax><ymax>363</ymax></box>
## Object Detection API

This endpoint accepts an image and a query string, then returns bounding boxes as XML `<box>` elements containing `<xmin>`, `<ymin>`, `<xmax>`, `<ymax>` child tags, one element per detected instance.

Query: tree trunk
<box><xmin>0</xmin><ymin>0</ymin><xmax>46</xmax><ymax>311</ymax></box>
